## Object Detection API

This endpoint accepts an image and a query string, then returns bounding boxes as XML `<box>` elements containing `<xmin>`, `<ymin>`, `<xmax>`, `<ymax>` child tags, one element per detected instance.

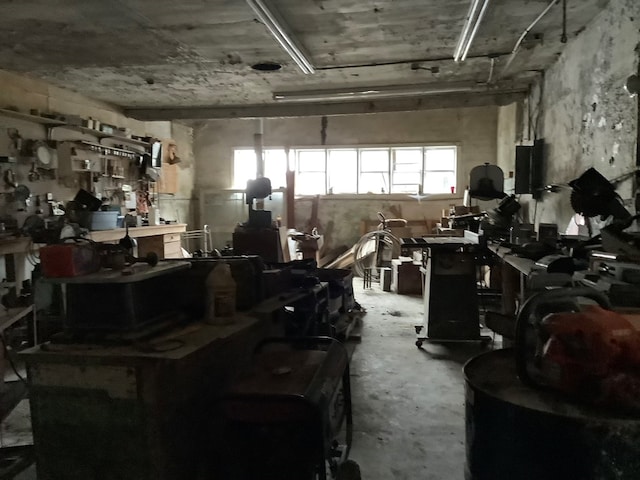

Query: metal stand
<box><xmin>363</xmin><ymin>268</ymin><xmax>373</xmax><ymax>289</ymax></box>
<box><xmin>414</xmin><ymin>237</ymin><xmax>491</xmax><ymax>348</ymax></box>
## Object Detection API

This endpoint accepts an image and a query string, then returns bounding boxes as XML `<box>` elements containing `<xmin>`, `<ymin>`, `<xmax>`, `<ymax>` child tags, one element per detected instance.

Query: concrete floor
<box><xmin>7</xmin><ymin>278</ymin><xmax>497</xmax><ymax>479</ymax></box>
<box><xmin>348</xmin><ymin>279</ymin><xmax>497</xmax><ymax>480</ymax></box>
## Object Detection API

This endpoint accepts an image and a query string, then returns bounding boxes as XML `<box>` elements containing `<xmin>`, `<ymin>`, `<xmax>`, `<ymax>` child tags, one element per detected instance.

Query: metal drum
<box><xmin>464</xmin><ymin>349</ymin><xmax>640</xmax><ymax>480</ymax></box>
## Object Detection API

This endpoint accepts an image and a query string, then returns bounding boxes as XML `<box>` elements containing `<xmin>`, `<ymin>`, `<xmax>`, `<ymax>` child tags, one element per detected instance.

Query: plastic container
<box><xmin>148</xmin><ymin>206</ymin><xmax>160</xmax><ymax>226</ymax></box>
<box><xmin>90</xmin><ymin>211</ymin><xmax>118</xmax><ymax>230</ymax></box>
<box><xmin>206</xmin><ymin>263</ymin><xmax>236</xmax><ymax>323</ymax></box>
<box><xmin>40</xmin><ymin>243</ymin><xmax>101</xmax><ymax>277</ymax></box>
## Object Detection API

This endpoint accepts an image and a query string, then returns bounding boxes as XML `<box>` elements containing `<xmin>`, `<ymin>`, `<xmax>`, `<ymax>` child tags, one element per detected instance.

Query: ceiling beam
<box><xmin>124</xmin><ymin>91</ymin><xmax>527</xmax><ymax>120</ymax></box>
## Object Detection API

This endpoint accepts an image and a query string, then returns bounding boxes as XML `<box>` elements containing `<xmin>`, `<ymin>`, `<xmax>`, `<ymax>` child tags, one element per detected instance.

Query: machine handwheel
<box><xmin>336</xmin><ymin>460</ymin><xmax>361</xmax><ymax>480</ymax></box>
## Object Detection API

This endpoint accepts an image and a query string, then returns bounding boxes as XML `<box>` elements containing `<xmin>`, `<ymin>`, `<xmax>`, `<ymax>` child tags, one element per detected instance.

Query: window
<box><xmin>359</xmin><ymin>149</ymin><xmax>390</xmax><ymax>194</ymax></box>
<box><xmin>424</xmin><ymin>147</ymin><xmax>457</xmax><ymax>194</ymax></box>
<box><xmin>264</xmin><ymin>149</ymin><xmax>287</xmax><ymax>189</ymax></box>
<box><xmin>233</xmin><ymin>145</ymin><xmax>457</xmax><ymax>195</ymax></box>
<box><xmin>296</xmin><ymin>150</ymin><xmax>326</xmax><ymax>195</ymax></box>
<box><xmin>232</xmin><ymin>149</ymin><xmax>256</xmax><ymax>189</ymax></box>
<box><xmin>391</xmin><ymin>148</ymin><xmax>423</xmax><ymax>193</ymax></box>
<box><xmin>327</xmin><ymin>149</ymin><xmax>358</xmax><ymax>194</ymax></box>
<box><xmin>233</xmin><ymin>148</ymin><xmax>288</xmax><ymax>189</ymax></box>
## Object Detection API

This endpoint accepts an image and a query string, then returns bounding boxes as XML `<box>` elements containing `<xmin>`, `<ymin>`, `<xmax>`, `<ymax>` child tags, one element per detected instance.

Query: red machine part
<box><xmin>540</xmin><ymin>305</ymin><xmax>640</xmax><ymax>409</ymax></box>
<box><xmin>39</xmin><ymin>242</ymin><xmax>101</xmax><ymax>278</ymax></box>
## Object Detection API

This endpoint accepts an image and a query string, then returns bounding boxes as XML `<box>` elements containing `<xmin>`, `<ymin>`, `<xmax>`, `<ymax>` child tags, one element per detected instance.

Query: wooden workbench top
<box><xmin>0</xmin><ymin>236</ymin><xmax>32</xmax><ymax>256</ymax></box>
<box><xmin>88</xmin><ymin>223</ymin><xmax>187</xmax><ymax>243</ymax></box>
<box><xmin>19</xmin><ymin>315</ymin><xmax>259</xmax><ymax>365</ymax></box>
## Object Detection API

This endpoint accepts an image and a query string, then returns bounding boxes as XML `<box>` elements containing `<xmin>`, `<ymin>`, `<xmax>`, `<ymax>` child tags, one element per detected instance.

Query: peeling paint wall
<box><xmin>193</xmin><ymin>107</ymin><xmax>499</xmax><ymax>250</ymax></box>
<box><xmin>496</xmin><ymin>102</ymin><xmax>519</xmax><ymax>177</ymax></box>
<box><xmin>506</xmin><ymin>0</ymin><xmax>639</xmax><ymax>232</ymax></box>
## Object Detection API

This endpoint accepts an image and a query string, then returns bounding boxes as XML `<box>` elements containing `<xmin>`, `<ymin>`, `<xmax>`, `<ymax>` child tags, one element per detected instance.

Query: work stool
<box><xmin>219</xmin><ymin>337</ymin><xmax>359</xmax><ymax>480</ymax></box>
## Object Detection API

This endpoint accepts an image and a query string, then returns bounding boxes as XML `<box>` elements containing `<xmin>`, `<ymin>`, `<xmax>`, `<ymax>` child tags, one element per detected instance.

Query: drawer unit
<box><xmin>138</xmin><ymin>234</ymin><xmax>184</xmax><ymax>259</ymax></box>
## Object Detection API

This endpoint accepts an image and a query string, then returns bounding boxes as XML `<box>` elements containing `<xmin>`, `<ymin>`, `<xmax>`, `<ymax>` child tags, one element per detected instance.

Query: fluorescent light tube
<box><xmin>460</xmin><ymin>0</ymin><xmax>490</xmax><ymax>61</ymax></box>
<box><xmin>273</xmin><ymin>82</ymin><xmax>483</xmax><ymax>102</ymax></box>
<box><xmin>246</xmin><ymin>0</ymin><xmax>315</xmax><ymax>74</ymax></box>
<box><xmin>454</xmin><ymin>0</ymin><xmax>481</xmax><ymax>61</ymax></box>
<box><xmin>454</xmin><ymin>0</ymin><xmax>490</xmax><ymax>62</ymax></box>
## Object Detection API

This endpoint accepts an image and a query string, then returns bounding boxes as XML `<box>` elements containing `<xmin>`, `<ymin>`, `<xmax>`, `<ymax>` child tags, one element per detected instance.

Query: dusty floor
<box><xmin>348</xmin><ymin>279</ymin><xmax>497</xmax><ymax>480</ymax></box>
<box><xmin>7</xmin><ymin>278</ymin><xmax>497</xmax><ymax>479</ymax></box>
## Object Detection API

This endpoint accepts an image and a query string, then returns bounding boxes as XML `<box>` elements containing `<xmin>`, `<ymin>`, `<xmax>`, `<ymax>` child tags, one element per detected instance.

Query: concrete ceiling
<box><xmin>0</xmin><ymin>0</ymin><xmax>609</xmax><ymax>119</ymax></box>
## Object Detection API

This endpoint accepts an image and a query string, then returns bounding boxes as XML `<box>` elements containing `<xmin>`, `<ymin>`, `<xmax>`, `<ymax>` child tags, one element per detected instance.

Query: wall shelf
<box><xmin>77</xmin><ymin>141</ymin><xmax>143</xmax><ymax>158</ymax></box>
<box><xmin>101</xmin><ymin>136</ymin><xmax>150</xmax><ymax>149</ymax></box>
<box><xmin>58</xmin><ymin>125</ymin><xmax>150</xmax><ymax>149</ymax></box>
<box><xmin>0</xmin><ymin>108</ymin><xmax>66</xmax><ymax>126</ymax></box>
<box><xmin>0</xmin><ymin>109</ymin><xmax>150</xmax><ymax>149</ymax></box>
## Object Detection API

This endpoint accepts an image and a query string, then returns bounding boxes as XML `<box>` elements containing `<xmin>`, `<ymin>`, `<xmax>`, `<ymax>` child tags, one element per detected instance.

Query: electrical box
<box><xmin>514</xmin><ymin>139</ymin><xmax>544</xmax><ymax>198</ymax></box>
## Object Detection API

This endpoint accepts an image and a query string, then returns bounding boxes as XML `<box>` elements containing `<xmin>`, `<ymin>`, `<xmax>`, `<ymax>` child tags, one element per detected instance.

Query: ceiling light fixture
<box><xmin>273</xmin><ymin>82</ymin><xmax>484</xmax><ymax>103</ymax></box>
<box><xmin>453</xmin><ymin>0</ymin><xmax>491</xmax><ymax>62</ymax></box>
<box><xmin>246</xmin><ymin>0</ymin><xmax>315</xmax><ymax>74</ymax></box>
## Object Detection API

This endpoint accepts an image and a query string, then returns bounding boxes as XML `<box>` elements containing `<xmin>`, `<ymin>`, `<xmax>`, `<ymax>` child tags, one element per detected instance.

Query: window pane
<box><xmin>328</xmin><ymin>149</ymin><xmax>357</xmax><ymax>194</ymax></box>
<box><xmin>393</xmin><ymin>172</ymin><xmax>422</xmax><ymax>185</ymax></box>
<box><xmin>360</xmin><ymin>149</ymin><xmax>389</xmax><ymax>172</ymax></box>
<box><xmin>233</xmin><ymin>149</ymin><xmax>257</xmax><ymax>188</ymax></box>
<box><xmin>264</xmin><ymin>149</ymin><xmax>287</xmax><ymax>189</ymax></box>
<box><xmin>359</xmin><ymin>172</ymin><xmax>389</xmax><ymax>194</ymax></box>
<box><xmin>297</xmin><ymin>172</ymin><xmax>326</xmax><ymax>195</ymax></box>
<box><xmin>298</xmin><ymin>150</ymin><xmax>326</xmax><ymax>172</ymax></box>
<box><xmin>392</xmin><ymin>148</ymin><xmax>422</xmax><ymax>194</ymax></box>
<box><xmin>423</xmin><ymin>171</ymin><xmax>456</xmax><ymax>194</ymax></box>
<box><xmin>425</xmin><ymin>147</ymin><xmax>456</xmax><ymax>171</ymax></box>
<box><xmin>393</xmin><ymin>148</ymin><xmax>422</xmax><ymax>172</ymax></box>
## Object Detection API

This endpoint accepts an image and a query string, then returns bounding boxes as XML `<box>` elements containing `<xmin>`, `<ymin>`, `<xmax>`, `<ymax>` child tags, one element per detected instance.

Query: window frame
<box><xmin>231</xmin><ymin>143</ymin><xmax>460</xmax><ymax>197</ymax></box>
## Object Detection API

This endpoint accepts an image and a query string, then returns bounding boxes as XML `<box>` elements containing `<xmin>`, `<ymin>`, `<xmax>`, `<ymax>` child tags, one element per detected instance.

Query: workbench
<box><xmin>20</xmin><ymin>315</ymin><xmax>270</xmax><ymax>480</ymax></box>
<box><xmin>488</xmin><ymin>243</ymin><xmax>537</xmax><ymax>316</ymax></box>
<box><xmin>89</xmin><ymin>223</ymin><xmax>187</xmax><ymax>259</ymax></box>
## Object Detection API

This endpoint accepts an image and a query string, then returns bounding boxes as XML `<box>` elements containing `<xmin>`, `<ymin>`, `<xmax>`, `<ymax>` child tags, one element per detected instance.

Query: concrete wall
<box><xmin>193</xmin><ymin>107</ymin><xmax>499</xmax><ymax>250</ymax></box>
<box><xmin>496</xmin><ymin>103</ymin><xmax>519</xmax><ymax>178</ymax></box>
<box><xmin>501</xmin><ymin>0</ymin><xmax>639</xmax><ymax>232</ymax></box>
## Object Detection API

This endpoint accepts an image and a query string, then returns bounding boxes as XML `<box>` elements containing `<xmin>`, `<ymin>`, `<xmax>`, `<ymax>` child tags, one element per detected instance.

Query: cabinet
<box><xmin>156</xmin><ymin>139</ymin><xmax>179</xmax><ymax>194</ymax></box>
<box><xmin>137</xmin><ymin>232</ymin><xmax>183</xmax><ymax>259</ymax></box>
<box><xmin>20</xmin><ymin>316</ymin><xmax>270</xmax><ymax>480</ymax></box>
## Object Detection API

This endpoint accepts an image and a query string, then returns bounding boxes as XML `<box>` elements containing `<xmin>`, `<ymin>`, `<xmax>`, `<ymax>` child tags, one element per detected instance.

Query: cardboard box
<box><xmin>391</xmin><ymin>258</ymin><xmax>422</xmax><ymax>295</ymax></box>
